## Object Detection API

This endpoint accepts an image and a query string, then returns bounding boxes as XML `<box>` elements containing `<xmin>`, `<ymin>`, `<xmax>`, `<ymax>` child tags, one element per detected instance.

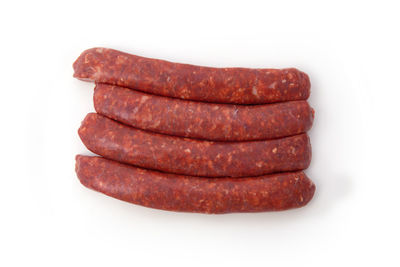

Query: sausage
<box><xmin>73</xmin><ymin>47</ymin><xmax>310</xmax><ymax>104</ymax></box>
<box><xmin>94</xmin><ymin>83</ymin><xmax>314</xmax><ymax>141</ymax></box>
<box><xmin>78</xmin><ymin>113</ymin><xmax>312</xmax><ymax>177</ymax></box>
<box><xmin>76</xmin><ymin>155</ymin><xmax>316</xmax><ymax>214</ymax></box>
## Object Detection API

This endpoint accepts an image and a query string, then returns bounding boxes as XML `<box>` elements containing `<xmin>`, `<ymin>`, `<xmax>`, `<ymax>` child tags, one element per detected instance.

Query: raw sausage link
<box><xmin>94</xmin><ymin>83</ymin><xmax>314</xmax><ymax>141</ymax></box>
<box><xmin>76</xmin><ymin>155</ymin><xmax>316</xmax><ymax>214</ymax></box>
<box><xmin>73</xmin><ymin>47</ymin><xmax>311</xmax><ymax>104</ymax></box>
<box><xmin>78</xmin><ymin>113</ymin><xmax>312</xmax><ymax>177</ymax></box>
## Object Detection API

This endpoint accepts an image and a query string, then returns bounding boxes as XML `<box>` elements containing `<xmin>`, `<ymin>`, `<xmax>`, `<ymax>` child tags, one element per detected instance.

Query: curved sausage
<box><xmin>78</xmin><ymin>113</ymin><xmax>312</xmax><ymax>177</ymax></box>
<box><xmin>76</xmin><ymin>155</ymin><xmax>316</xmax><ymax>214</ymax></box>
<box><xmin>94</xmin><ymin>83</ymin><xmax>314</xmax><ymax>141</ymax></box>
<box><xmin>73</xmin><ymin>47</ymin><xmax>310</xmax><ymax>104</ymax></box>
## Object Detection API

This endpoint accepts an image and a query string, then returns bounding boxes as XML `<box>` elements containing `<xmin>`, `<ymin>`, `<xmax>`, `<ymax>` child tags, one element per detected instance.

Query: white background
<box><xmin>1</xmin><ymin>0</ymin><xmax>399</xmax><ymax>266</ymax></box>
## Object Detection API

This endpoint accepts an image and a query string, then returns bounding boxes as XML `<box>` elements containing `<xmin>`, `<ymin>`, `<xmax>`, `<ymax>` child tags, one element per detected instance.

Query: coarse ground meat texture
<box><xmin>94</xmin><ymin>83</ymin><xmax>314</xmax><ymax>141</ymax></box>
<box><xmin>73</xmin><ymin>47</ymin><xmax>311</xmax><ymax>104</ymax></box>
<box><xmin>78</xmin><ymin>113</ymin><xmax>312</xmax><ymax>177</ymax></box>
<box><xmin>76</xmin><ymin>155</ymin><xmax>316</xmax><ymax>214</ymax></box>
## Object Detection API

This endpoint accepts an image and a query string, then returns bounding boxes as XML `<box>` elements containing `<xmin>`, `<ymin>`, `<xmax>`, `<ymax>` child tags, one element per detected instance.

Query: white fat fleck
<box><xmin>252</xmin><ymin>86</ymin><xmax>259</xmax><ymax>97</ymax></box>
<box><xmin>282</xmin><ymin>79</ymin><xmax>287</xmax><ymax>83</ymax></box>
<box><xmin>96</xmin><ymin>48</ymin><xmax>104</xmax><ymax>53</ymax></box>
<box><xmin>184</xmin><ymin>149</ymin><xmax>191</xmax><ymax>153</ymax></box>
<box><xmin>232</xmin><ymin>108</ymin><xmax>239</xmax><ymax>117</ymax></box>
<box><xmin>269</xmin><ymin>81</ymin><xmax>277</xmax><ymax>89</ymax></box>
<box><xmin>140</xmin><ymin>96</ymin><xmax>149</xmax><ymax>104</ymax></box>
<box><xmin>84</xmin><ymin>54</ymin><xmax>90</xmax><ymax>64</ymax></box>
<box><xmin>167</xmin><ymin>76</ymin><xmax>171</xmax><ymax>82</ymax></box>
<box><xmin>256</xmin><ymin>162</ymin><xmax>263</xmax><ymax>168</ymax></box>
<box><xmin>116</xmin><ymin>55</ymin><xmax>128</xmax><ymax>64</ymax></box>
<box><xmin>92</xmin><ymin>71</ymin><xmax>102</xmax><ymax>80</ymax></box>
<box><xmin>152</xmin><ymin>120</ymin><xmax>161</xmax><ymax>127</ymax></box>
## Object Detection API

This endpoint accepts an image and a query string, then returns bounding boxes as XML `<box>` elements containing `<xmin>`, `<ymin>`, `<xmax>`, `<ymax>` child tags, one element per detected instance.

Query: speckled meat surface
<box><xmin>76</xmin><ymin>155</ymin><xmax>316</xmax><ymax>214</ymax></box>
<box><xmin>73</xmin><ymin>48</ymin><xmax>311</xmax><ymax>104</ymax></box>
<box><xmin>94</xmin><ymin>83</ymin><xmax>314</xmax><ymax>141</ymax></box>
<box><xmin>78</xmin><ymin>113</ymin><xmax>312</xmax><ymax>177</ymax></box>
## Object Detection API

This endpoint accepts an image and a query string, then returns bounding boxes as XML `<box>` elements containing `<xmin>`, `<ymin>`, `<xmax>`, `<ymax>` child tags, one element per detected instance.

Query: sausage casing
<box><xmin>76</xmin><ymin>155</ymin><xmax>316</xmax><ymax>214</ymax></box>
<box><xmin>78</xmin><ymin>113</ymin><xmax>312</xmax><ymax>177</ymax></box>
<box><xmin>73</xmin><ymin>47</ymin><xmax>311</xmax><ymax>104</ymax></box>
<box><xmin>94</xmin><ymin>83</ymin><xmax>314</xmax><ymax>141</ymax></box>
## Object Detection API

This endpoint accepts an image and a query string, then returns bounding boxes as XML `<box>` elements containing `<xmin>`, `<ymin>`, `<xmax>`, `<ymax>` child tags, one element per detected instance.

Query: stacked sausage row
<box><xmin>74</xmin><ymin>47</ymin><xmax>316</xmax><ymax>214</ymax></box>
